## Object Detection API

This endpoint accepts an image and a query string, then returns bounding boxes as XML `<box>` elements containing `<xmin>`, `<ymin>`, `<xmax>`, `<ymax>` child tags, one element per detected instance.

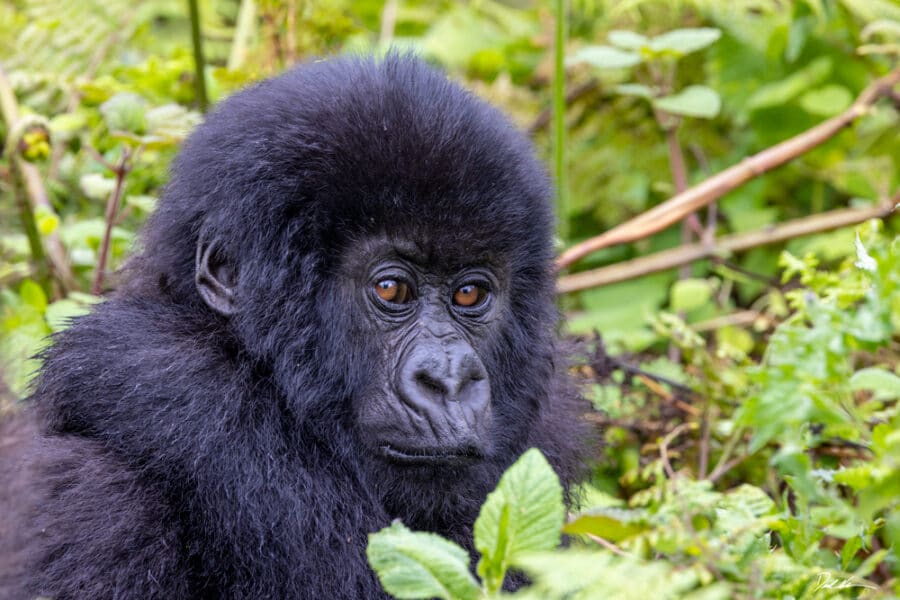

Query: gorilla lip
<box><xmin>380</xmin><ymin>444</ymin><xmax>484</xmax><ymax>466</ymax></box>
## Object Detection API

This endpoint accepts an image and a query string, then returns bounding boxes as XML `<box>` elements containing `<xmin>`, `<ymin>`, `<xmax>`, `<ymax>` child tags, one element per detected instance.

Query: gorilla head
<box><xmin>139</xmin><ymin>54</ymin><xmax>566</xmax><ymax>477</ymax></box>
<box><xmin>3</xmin><ymin>54</ymin><xmax>584</xmax><ymax>598</ymax></box>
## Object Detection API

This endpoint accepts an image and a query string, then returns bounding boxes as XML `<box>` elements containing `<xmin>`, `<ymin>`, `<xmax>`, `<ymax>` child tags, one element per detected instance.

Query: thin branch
<box><xmin>556</xmin><ymin>67</ymin><xmax>900</xmax><ymax>270</ymax></box>
<box><xmin>558</xmin><ymin>202</ymin><xmax>895</xmax><ymax>293</ymax></box>
<box><xmin>92</xmin><ymin>149</ymin><xmax>132</xmax><ymax>295</ymax></box>
<box><xmin>0</xmin><ymin>62</ymin><xmax>77</xmax><ymax>294</ymax></box>
<box><xmin>585</xmin><ymin>533</ymin><xmax>635</xmax><ymax>558</ymax></box>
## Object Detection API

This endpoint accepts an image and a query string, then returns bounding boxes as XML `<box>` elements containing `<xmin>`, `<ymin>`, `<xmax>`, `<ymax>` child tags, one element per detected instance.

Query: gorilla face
<box><xmin>344</xmin><ymin>236</ymin><xmax>500</xmax><ymax>466</ymax></box>
<box><xmin>197</xmin><ymin>229</ymin><xmax>502</xmax><ymax>467</ymax></box>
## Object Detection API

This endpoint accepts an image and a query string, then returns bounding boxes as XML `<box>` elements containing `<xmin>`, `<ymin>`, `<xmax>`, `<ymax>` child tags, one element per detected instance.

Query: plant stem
<box><xmin>187</xmin><ymin>0</ymin><xmax>208</xmax><ymax>112</ymax></box>
<box><xmin>552</xmin><ymin>0</ymin><xmax>568</xmax><ymax>247</ymax></box>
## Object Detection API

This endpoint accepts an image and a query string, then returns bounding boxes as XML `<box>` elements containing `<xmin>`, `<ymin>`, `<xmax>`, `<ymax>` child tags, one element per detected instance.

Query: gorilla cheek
<box><xmin>360</xmin><ymin>333</ymin><xmax>493</xmax><ymax>467</ymax></box>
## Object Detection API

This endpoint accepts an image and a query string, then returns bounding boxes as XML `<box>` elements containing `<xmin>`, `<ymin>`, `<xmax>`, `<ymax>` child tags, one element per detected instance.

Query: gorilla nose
<box><xmin>400</xmin><ymin>344</ymin><xmax>489</xmax><ymax>410</ymax></box>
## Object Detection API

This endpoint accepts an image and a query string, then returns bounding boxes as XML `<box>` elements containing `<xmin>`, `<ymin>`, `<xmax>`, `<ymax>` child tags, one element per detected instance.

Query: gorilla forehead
<box><xmin>164</xmin><ymin>54</ymin><xmax>553</xmax><ymax>263</ymax></box>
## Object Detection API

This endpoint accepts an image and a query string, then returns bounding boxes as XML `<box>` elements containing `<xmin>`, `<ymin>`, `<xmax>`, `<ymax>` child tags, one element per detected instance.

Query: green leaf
<box><xmin>855</xmin><ymin>232</ymin><xmax>877</xmax><ymax>272</ymax></box>
<box><xmin>366</xmin><ymin>521</ymin><xmax>481</xmax><ymax>600</ymax></box>
<box><xmin>570</xmin><ymin>45</ymin><xmax>641</xmax><ymax>69</ymax></box>
<box><xmin>19</xmin><ymin>279</ymin><xmax>47</xmax><ymax>313</ymax></box>
<box><xmin>654</xmin><ymin>86</ymin><xmax>721</xmax><ymax>119</ymax></box>
<box><xmin>562</xmin><ymin>508</ymin><xmax>649</xmax><ymax>541</ymax></box>
<box><xmin>850</xmin><ymin>368</ymin><xmax>900</xmax><ymax>399</ymax></box>
<box><xmin>474</xmin><ymin>448</ymin><xmax>564</xmax><ymax>594</ymax></box>
<box><xmin>614</xmin><ymin>84</ymin><xmax>653</xmax><ymax>99</ymax></box>
<box><xmin>746</xmin><ymin>57</ymin><xmax>832</xmax><ymax>111</ymax></box>
<box><xmin>100</xmin><ymin>92</ymin><xmax>147</xmax><ymax>134</ymax></box>
<box><xmin>648</xmin><ymin>27</ymin><xmax>721</xmax><ymax>55</ymax></box>
<box><xmin>799</xmin><ymin>85</ymin><xmax>852</xmax><ymax>117</ymax></box>
<box><xmin>670</xmin><ymin>278</ymin><xmax>714</xmax><ymax>312</ymax></box>
<box><xmin>126</xmin><ymin>195</ymin><xmax>159</xmax><ymax>213</ymax></box>
<box><xmin>80</xmin><ymin>173</ymin><xmax>117</xmax><ymax>201</ymax></box>
<box><xmin>608</xmin><ymin>30</ymin><xmax>648</xmax><ymax>50</ymax></box>
<box><xmin>45</xmin><ymin>299</ymin><xmax>92</xmax><ymax>332</ymax></box>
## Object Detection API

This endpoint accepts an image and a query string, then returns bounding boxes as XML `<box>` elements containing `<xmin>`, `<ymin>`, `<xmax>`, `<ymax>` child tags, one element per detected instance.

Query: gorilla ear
<box><xmin>195</xmin><ymin>234</ymin><xmax>239</xmax><ymax>316</ymax></box>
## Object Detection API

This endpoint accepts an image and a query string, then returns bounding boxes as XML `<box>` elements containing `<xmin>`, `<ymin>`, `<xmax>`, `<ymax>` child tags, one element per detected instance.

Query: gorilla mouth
<box><xmin>380</xmin><ymin>444</ymin><xmax>484</xmax><ymax>466</ymax></box>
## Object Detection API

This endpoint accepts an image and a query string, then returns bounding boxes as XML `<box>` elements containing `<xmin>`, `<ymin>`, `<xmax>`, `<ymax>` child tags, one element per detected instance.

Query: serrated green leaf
<box><xmin>474</xmin><ymin>448</ymin><xmax>564</xmax><ymax>594</ymax></box>
<box><xmin>653</xmin><ymin>86</ymin><xmax>721</xmax><ymax>119</ymax></box>
<box><xmin>608</xmin><ymin>30</ymin><xmax>648</xmax><ymax>50</ymax></box>
<box><xmin>670</xmin><ymin>278</ymin><xmax>714</xmax><ymax>312</ymax></box>
<box><xmin>366</xmin><ymin>521</ymin><xmax>481</xmax><ymax>600</ymax></box>
<box><xmin>648</xmin><ymin>27</ymin><xmax>721</xmax><ymax>55</ymax></box>
<box><xmin>570</xmin><ymin>45</ymin><xmax>641</xmax><ymax>69</ymax></box>
<box><xmin>45</xmin><ymin>299</ymin><xmax>92</xmax><ymax>332</ymax></box>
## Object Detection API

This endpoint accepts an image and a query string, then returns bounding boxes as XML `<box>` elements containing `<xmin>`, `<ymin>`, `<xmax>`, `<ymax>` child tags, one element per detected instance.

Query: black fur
<box><xmin>0</xmin><ymin>55</ymin><xmax>585</xmax><ymax>599</ymax></box>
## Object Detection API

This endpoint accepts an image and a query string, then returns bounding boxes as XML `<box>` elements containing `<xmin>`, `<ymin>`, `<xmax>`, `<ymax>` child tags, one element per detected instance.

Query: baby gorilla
<box><xmin>0</xmin><ymin>54</ymin><xmax>584</xmax><ymax>599</ymax></box>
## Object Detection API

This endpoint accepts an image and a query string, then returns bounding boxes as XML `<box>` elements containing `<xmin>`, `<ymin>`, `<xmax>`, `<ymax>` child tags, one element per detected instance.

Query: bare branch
<box><xmin>558</xmin><ymin>202</ymin><xmax>895</xmax><ymax>294</ymax></box>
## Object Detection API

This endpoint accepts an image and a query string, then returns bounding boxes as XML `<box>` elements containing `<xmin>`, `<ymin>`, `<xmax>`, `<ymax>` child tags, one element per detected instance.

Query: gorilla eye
<box><xmin>374</xmin><ymin>279</ymin><xmax>413</xmax><ymax>304</ymax></box>
<box><xmin>453</xmin><ymin>284</ymin><xmax>488</xmax><ymax>308</ymax></box>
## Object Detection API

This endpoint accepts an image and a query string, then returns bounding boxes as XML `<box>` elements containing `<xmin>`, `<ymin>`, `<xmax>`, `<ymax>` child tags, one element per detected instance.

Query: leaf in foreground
<box><xmin>474</xmin><ymin>448</ymin><xmax>565</xmax><ymax>594</ymax></box>
<box><xmin>367</xmin><ymin>521</ymin><xmax>481</xmax><ymax>600</ymax></box>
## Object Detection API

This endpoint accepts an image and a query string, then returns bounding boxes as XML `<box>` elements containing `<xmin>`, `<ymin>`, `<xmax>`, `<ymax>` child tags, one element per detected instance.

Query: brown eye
<box><xmin>374</xmin><ymin>279</ymin><xmax>412</xmax><ymax>304</ymax></box>
<box><xmin>453</xmin><ymin>284</ymin><xmax>487</xmax><ymax>307</ymax></box>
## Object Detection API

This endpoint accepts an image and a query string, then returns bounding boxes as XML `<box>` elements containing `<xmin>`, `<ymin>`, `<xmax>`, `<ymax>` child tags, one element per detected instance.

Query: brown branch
<box><xmin>0</xmin><ymin>62</ymin><xmax>77</xmax><ymax>295</ymax></box>
<box><xmin>92</xmin><ymin>149</ymin><xmax>132</xmax><ymax>295</ymax></box>
<box><xmin>558</xmin><ymin>202</ymin><xmax>895</xmax><ymax>293</ymax></box>
<box><xmin>556</xmin><ymin>67</ymin><xmax>900</xmax><ymax>270</ymax></box>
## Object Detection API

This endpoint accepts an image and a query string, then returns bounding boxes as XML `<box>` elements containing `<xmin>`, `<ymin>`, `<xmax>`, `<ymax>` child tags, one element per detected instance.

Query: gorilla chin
<box><xmin>0</xmin><ymin>53</ymin><xmax>586</xmax><ymax>599</ymax></box>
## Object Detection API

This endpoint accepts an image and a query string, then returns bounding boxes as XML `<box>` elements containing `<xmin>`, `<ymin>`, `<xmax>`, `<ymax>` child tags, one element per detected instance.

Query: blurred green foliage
<box><xmin>1</xmin><ymin>0</ymin><xmax>899</xmax><ymax>596</ymax></box>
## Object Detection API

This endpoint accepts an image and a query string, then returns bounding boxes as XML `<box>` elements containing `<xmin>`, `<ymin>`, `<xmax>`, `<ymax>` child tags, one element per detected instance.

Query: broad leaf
<box><xmin>648</xmin><ymin>27</ymin><xmax>721</xmax><ymax>55</ymax></box>
<box><xmin>850</xmin><ymin>368</ymin><xmax>900</xmax><ymax>399</ymax></box>
<box><xmin>570</xmin><ymin>45</ymin><xmax>641</xmax><ymax>69</ymax></box>
<box><xmin>654</xmin><ymin>86</ymin><xmax>721</xmax><ymax>118</ymax></box>
<box><xmin>367</xmin><ymin>521</ymin><xmax>481</xmax><ymax>600</ymax></box>
<box><xmin>608</xmin><ymin>30</ymin><xmax>648</xmax><ymax>50</ymax></box>
<box><xmin>614</xmin><ymin>84</ymin><xmax>653</xmax><ymax>99</ymax></box>
<box><xmin>562</xmin><ymin>507</ymin><xmax>649</xmax><ymax>541</ymax></box>
<box><xmin>800</xmin><ymin>84</ymin><xmax>852</xmax><ymax>116</ymax></box>
<box><xmin>474</xmin><ymin>448</ymin><xmax>564</xmax><ymax>594</ymax></box>
<box><xmin>670</xmin><ymin>278</ymin><xmax>715</xmax><ymax>312</ymax></box>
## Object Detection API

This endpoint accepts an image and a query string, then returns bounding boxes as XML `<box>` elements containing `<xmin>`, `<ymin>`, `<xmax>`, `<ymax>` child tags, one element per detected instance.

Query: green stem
<box><xmin>552</xmin><ymin>0</ymin><xmax>568</xmax><ymax>247</ymax></box>
<box><xmin>188</xmin><ymin>0</ymin><xmax>209</xmax><ymax>112</ymax></box>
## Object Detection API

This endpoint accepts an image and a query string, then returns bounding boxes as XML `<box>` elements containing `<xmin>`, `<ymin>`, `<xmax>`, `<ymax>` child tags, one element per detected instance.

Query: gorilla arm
<box><xmin>0</xmin><ymin>413</ymin><xmax>190</xmax><ymax>599</ymax></box>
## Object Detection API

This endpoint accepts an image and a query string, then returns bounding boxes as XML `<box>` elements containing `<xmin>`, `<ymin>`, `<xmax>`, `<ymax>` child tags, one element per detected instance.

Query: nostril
<box><xmin>414</xmin><ymin>371</ymin><xmax>447</xmax><ymax>398</ymax></box>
